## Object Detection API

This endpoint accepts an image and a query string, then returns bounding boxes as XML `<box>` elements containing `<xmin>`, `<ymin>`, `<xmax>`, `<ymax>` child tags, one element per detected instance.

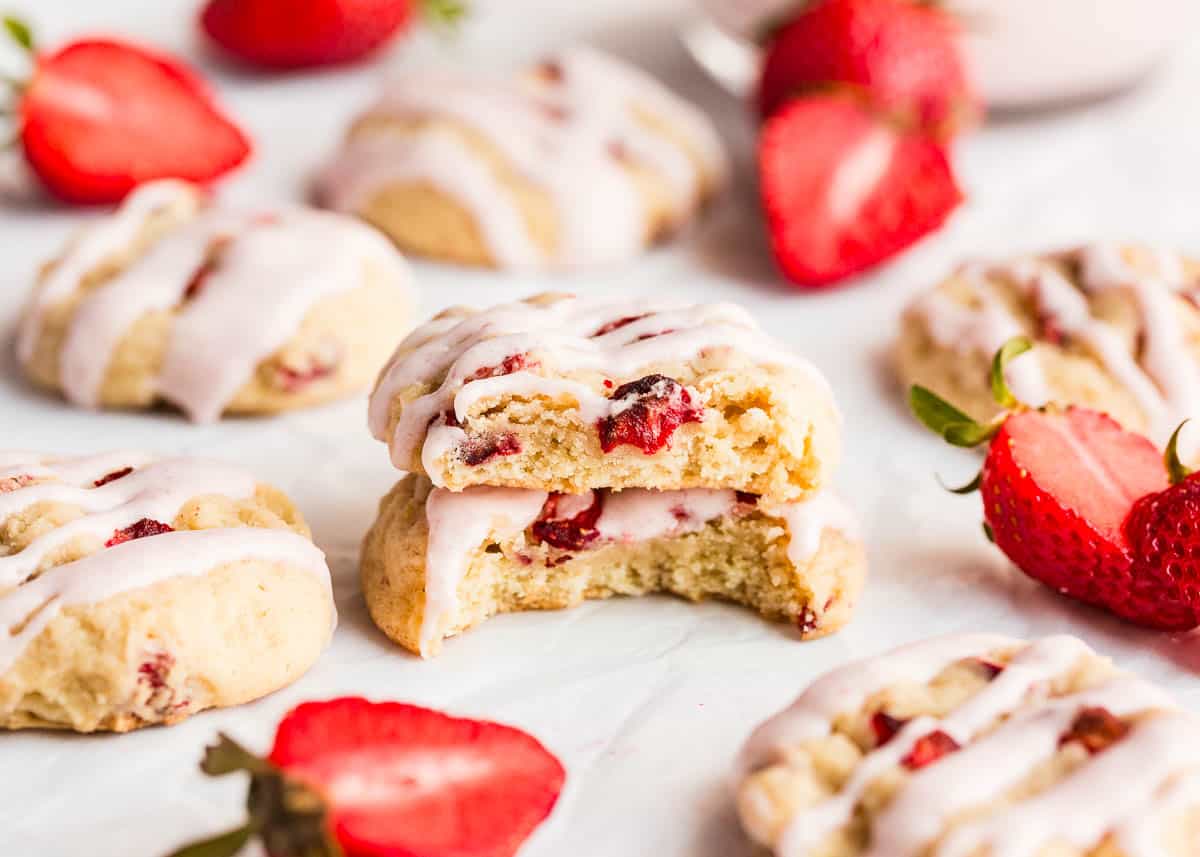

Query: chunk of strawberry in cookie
<box><xmin>531</xmin><ymin>491</ymin><xmax>604</xmax><ymax>551</ymax></box>
<box><xmin>597</xmin><ymin>374</ymin><xmax>703</xmax><ymax>454</ymax></box>
<box><xmin>106</xmin><ymin>518</ymin><xmax>174</xmax><ymax>547</ymax></box>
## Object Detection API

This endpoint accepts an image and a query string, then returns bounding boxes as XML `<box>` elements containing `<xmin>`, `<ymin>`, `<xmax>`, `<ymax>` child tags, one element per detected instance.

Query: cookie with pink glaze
<box><xmin>737</xmin><ymin>633</ymin><xmax>1200</xmax><ymax>857</ymax></box>
<box><xmin>896</xmin><ymin>243</ymin><xmax>1200</xmax><ymax>446</ymax></box>
<box><xmin>316</xmin><ymin>46</ymin><xmax>727</xmax><ymax>270</ymax></box>
<box><xmin>360</xmin><ymin>474</ymin><xmax>864</xmax><ymax>657</ymax></box>
<box><xmin>368</xmin><ymin>292</ymin><xmax>841</xmax><ymax>503</ymax></box>
<box><xmin>0</xmin><ymin>451</ymin><xmax>334</xmax><ymax>732</ymax></box>
<box><xmin>17</xmin><ymin>180</ymin><xmax>414</xmax><ymax>423</ymax></box>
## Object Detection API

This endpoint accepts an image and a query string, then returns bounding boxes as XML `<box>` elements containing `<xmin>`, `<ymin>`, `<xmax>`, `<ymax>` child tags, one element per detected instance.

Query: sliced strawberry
<box><xmin>759</xmin><ymin>94</ymin><xmax>962</xmax><ymax>288</ymax></box>
<box><xmin>758</xmin><ymin>0</ymin><xmax>978</xmax><ymax>136</ymax></box>
<box><xmin>982</xmin><ymin>408</ymin><xmax>1170</xmax><ymax>625</ymax></box>
<box><xmin>200</xmin><ymin>0</ymin><xmax>431</xmax><ymax>70</ymax></box>
<box><xmin>18</xmin><ymin>39</ymin><xmax>250</xmax><ymax>204</ymax></box>
<box><xmin>1124</xmin><ymin>468</ymin><xmax>1200</xmax><ymax>630</ymax></box>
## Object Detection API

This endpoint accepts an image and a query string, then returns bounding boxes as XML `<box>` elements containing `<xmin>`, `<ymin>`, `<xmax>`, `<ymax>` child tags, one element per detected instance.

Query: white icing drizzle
<box><xmin>317</xmin><ymin>46</ymin><xmax>727</xmax><ymax>269</ymax></box>
<box><xmin>19</xmin><ymin>180</ymin><xmax>411</xmax><ymax>423</ymax></box>
<box><xmin>741</xmin><ymin>633</ymin><xmax>1200</xmax><ymax>857</ymax></box>
<box><xmin>1116</xmin><ymin>770</ymin><xmax>1200</xmax><ymax>857</ymax></box>
<box><xmin>0</xmin><ymin>452</ymin><xmax>333</xmax><ymax>672</ymax></box>
<box><xmin>416</xmin><ymin>483</ymin><xmax>855</xmax><ymax>658</ymax></box>
<box><xmin>368</xmin><ymin>294</ymin><xmax>832</xmax><ymax>479</ymax></box>
<box><xmin>910</xmin><ymin>244</ymin><xmax>1200</xmax><ymax>444</ymax></box>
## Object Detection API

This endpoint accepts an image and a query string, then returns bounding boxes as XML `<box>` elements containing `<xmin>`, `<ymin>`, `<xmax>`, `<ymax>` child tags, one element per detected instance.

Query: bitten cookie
<box><xmin>17</xmin><ymin>179</ymin><xmax>414</xmax><ymax>423</ymax></box>
<box><xmin>0</xmin><ymin>451</ymin><xmax>334</xmax><ymax>732</ymax></box>
<box><xmin>897</xmin><ymin>243</ymin><xmax>1200</xmax><ymax>443</ymax></box>
<box><xmin>316</xmin><ymin>46</ymin><xmax>727</xmax><ymax>269</ymax></box>
<box><xmin>360</xmin><ymin>474</ymin><xmax>864</xmax><ymax>657</ymax></box>
<box><xmin>737</xmin><ymin>633</ymin><xmax>1200</xmax><ymax>857</ymax></box>
<box><xmin>368</xmin><ymin>293</ymin><xmax>841</xmax><ymax>503</ymax></box>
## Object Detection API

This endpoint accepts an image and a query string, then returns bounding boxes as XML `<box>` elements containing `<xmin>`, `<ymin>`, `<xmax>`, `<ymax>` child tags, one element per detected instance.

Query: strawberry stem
<box><xmin>422</xmin><ymin>0</ymin><xmax>468</xmax><ymax>29</ymax></box>
<box><xmin>163</xmin><ymin>825</ymin><xmax>252</xmax><ymax>857</ymax></box>
<box><xmin>989</xmin><ymin>336</ymin><xmax>1033</xmax><ymax>409</ymax></box>
<box><xmin>1164</xmin><ymin>420</ymin><xmax>1193</xmax><ymax>485</ymax></box>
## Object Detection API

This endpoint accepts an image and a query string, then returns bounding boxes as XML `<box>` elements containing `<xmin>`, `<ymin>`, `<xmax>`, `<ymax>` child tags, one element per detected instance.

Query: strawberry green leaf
<box><xmin>162</xmin><ymin>825</ymin><xmax>252</xmax><ymax>857</ymax></box>
<box><xmin>2</xmin><ymin>16</ymin><xmax>34</xmax><ymax>53</ymax></box>
<box><xmin>989</xmin><ymin>336</ymin><xmax>1033</xmax><ymax>409</ymax></box>
<box><xmin>944</xmin><ymin>420</ymin><xmax>1000</xmax><ymax>448</ymax></box>
<box><xmin>938</xmin><ymin>470</ymin><xmax>982</xmax><ymax>495</ymax></box>
<box><xmin>202</xmin><ymin>734</ymin><xmax>277</xmax><ymax>778</ymax></box>
<box><xmin>1165</xmin><ymin>420</ymin><xmax>1193</xmax><ymax>485</ymax></box>
<box><xmin>910</xmin><ymin>385</ymin><xmax>973</xmax><ymax>435</ymax></box>
<box><xmin>982</xmin><ymin>521</ymin><xmax>995</xmax><ymax>543</ymax></box>
<box><xmin>422</xmin><ymin>0</ymin><xmax>468</xmax><ymax>29</ymax></box>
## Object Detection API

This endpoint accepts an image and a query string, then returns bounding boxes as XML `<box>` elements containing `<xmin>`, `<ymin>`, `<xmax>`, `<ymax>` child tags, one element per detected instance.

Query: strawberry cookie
<box><xmin>316</xmin><ymin>46</ymin><xmax>727</xmax><ymax>269</ymax></box>
<box><xmin>737</xmin><ymin>633</ymin><xmax>1200</xmax><ymax>857</ymax></box>
<box><xmin>0</xmin><ymin>450</ymin><xmax>334</xmax><ymax>732</ymax></box>
<box><xmin>368</xmin><ymin>293</ymin><xmax>841</xmax><ymax>502</ymax></box>
<box><xmin>17</xmin><ymin>179</ymin><xmax>414</xmax><ymax>422</ymax></box>
<box><xmin>360</xmin><ymin>475</ymin><xmax>863</xmax><ymax>657</ymax></box>
<box><xmin>897</xmin><ymin>243</ymin><xmax>1200</xmax><ymax>442</ymax></box>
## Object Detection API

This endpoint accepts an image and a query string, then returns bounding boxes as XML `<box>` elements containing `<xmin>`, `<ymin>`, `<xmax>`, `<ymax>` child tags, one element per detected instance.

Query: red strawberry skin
<box><xmin>270</xmin><ymin>697</ymin><xmax>566</xmax><ymax>857</ymax></box>
<box><xmin>19</xmin><ymin>40</ymin><xmax>251</xmax><ymax>204</ymax></box>
<box><xmin>201</xmin><ymin>0</ymin><xmax>414</xmax><ymax>70</ymax></box>
<box><xmin>757</xmin><ymin>0</ymin><xmax>978</xmax><ymax>135</ymax></box>
<box><xmin>759</xmin><ymin>94</ymin><xmax>962</xmax><ymax>288</ymax></box>
<box><xmin>980</xmin><ymin>407</ymin><xmax>1193</xmax><ymax>629</ymax></box>
<box><xmin>1124</xmin><ymin>472</ymin><xmax>1200</xmax><ymax>630</ymax></box>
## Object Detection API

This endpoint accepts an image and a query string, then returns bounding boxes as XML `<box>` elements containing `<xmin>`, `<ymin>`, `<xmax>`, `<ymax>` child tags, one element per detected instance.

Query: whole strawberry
<box><xmin>200</xmin><ymin>0</ymin><xmax>466</xmax><ymax>70</ymax></box>
<box><xmin>2</xmin><ymin>17</ymin><xmax>250</xmax><ymax>205</ymax></box>
<box><xmin>166</xmin><ymin>697</ymin><xmax>565</xmax><ymax>857</ymax></box>
<box><xmin>911</xmin><ymin>337</ymin><xmax>1200</xmax><ymax>630</ymax></box>
<box><xmin>757</xmin><ymin>0</ymin><xmax>979</xmax><ymax>137</ymax></box>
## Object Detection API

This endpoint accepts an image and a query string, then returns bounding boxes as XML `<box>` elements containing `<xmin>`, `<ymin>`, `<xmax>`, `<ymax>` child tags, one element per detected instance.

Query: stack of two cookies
<box><xmin>360</xmin><ymin>293</ymin><xmax>867</xmax><ymax>657</ymax></box>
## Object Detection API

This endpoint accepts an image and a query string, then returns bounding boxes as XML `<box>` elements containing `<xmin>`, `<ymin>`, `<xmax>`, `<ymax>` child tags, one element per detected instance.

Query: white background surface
<box><xmin>4</xmin><ymin>2</ymin><xmax>1200</xmax><ymax>855</ymax></box>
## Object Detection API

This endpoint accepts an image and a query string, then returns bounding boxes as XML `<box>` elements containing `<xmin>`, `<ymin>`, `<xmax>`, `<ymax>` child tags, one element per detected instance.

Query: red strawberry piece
<box><xmin>1059</xmin><ymin>707</ymin><xmax>1129</xmax><ymax>754</ymax></box>
<box><xmin>531</xmin><ymin>491</ymin><xmax>604</xmax><ymax>551</ymax></box>
<box><xmin>982</xmin><ymin>407</ymin><xmax>1177</xmax><ymax>627</ymax></box>
<box><xmin>597</xmin><ymin>374</ymin><xmax>703</xmax><ymax>454</ymax></box>
<box><xmin>591</xmin><ymin>315</ymin><xmax>647</xmax><ymax>337</ymax></box>
<box><xmin>11</xmin><ymin>33</ymin><xmax>250</xmax><ymax>205</ymax></box>
<box><xmin>138</xmin><ymin>652</ymin><xmax>174</xmax><ymax>691</ymax></box>
<box><xmin>467</xmin><ymin>352</ymin><xmax>537</xmax><ymax>382</ymax></box>
<box><xmin>1123</xmin><ymin>467</ymin><xmax>1200</xmax><ymax>630</ymax></box>
<box><xmin>106</xmin><ymin>518</ymin><xmax>174</xmax><ymax>547</ymax></box>
<box><xmin>93</xmin><ymin>467</ymin><xmax>133</xmax><ymax>488</ymax></box>
<box><xmin>759</xmin><ymin>94</ymin><xmax>962</xmax><ymax>288</ymax></box>
<box><xmin>974</xmin><ymin>658</ymin><xmax>1004</xmax><ymax>680</ymax></box>
<box><xmin>901</xmin><ymin>730</ymin><xmax>959</xmax><ymax>770</ymax></box>
<box><xmin>757</xmin><ymin>0</ymin><xmax>978</xmax><ymax>136</ymax></box>
<box><xmin>183</xmin><ymin>235</ymin><xmax>234</xmax><ymax>301</ymax></box>
<box><xmin>459</xmin><ymin>433</ymin><xmax>521</xmax><ymax>466</ymax></box>
<box><xmin>168</xmin><ymin>696</ymin><xmax>565</xmax><ymax>857</ymax></box>
<box><xmin>870</xmin><ymin>711</ymin><xmax>905</xmax><ymax>746</ymax></box>
<box><xmin>199</xmin><ymin>0</ymin><xmax>454</xmax><ymax>70</ymax></box>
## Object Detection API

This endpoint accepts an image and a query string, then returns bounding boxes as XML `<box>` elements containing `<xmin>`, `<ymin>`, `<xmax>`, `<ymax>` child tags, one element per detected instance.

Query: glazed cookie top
<box><xmin>907</xmin><ymin>243</ymin><xmax>1200</xmax><ymax>444</ymax></box>
<box><xmin>739</xmin><ymin>633</ymin><xmax>1199</xmax><ymax>857</ymax></box>
<box><xmin>368</xmin><ymin>292</ymin><xmax>833</xmax><ymax>477</ymax></box>
<box><xmin>17</xmin><ymin>179</ymin><xmax>412</xmax><ymax>422</ymax></box>
<box><xmin>318</xmin><ymin>46</ymin><xmax>727</xmax><ymax>269</ymax></box>
<box><xmin>0</xmin><ymin>451</ymin><xmax>332</xmax><ymax>673</ymax></box>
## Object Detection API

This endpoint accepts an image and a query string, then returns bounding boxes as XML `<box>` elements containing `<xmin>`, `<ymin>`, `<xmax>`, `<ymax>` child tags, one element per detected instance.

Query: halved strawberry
<box><xmin>167</xmin><ymin>697</ymin><xmax>566</xmax><ymax>857</ymax></box>
<box><xmin>909</xmin><ymin>337</ymin><xmax>1200</xmax><ymax>631</ymax></box>
<box><xmin>200</xmin><ymin>0</ymin><xmax>465</xmax><ymax>70</ymax></box>
<box><xmin>5</xmin><ymin>21</ymin><xmax>250</xmax><ymax>204</ymax></box>
<box><xmin>759</xmin><ymin>93</ymin><xmax>962</xmax><ymax>288</ymax></box>
<box><xmin>757</xmin><ymin>0</ymin><xmax>978</xmax><ymax>136</ymax></box>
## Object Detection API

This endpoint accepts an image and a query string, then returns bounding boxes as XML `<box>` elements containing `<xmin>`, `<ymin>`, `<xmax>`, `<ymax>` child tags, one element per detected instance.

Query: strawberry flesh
<box><xmin>106</xmin><ymin>518</ymin><xmax>174</xmax><ymax>547</ymax></box>
<box><xmin>1059</xmin><ymin>707</ymin><xmax>1129</xmax><ymax>754</ymax></box>
<box><xmin>93</xmin><ymin>467</ymin><xmax>133</xmax><ymax>488</ymax></box>
<box><xmin>591</xmin><ymin>315</ymin><xmax>647</xmax><ymax>337</ymax></box>
<box><xmin>870</xmin><ymin>711</ymin><xmax>905</xmax><ymax>747</ymax></box>
<box><xmin>597</xmin><ymin>374</ymin><xmax>702</xmax><ymax>454</ymax></box>
<box><xmin>201</xmin><ymin>0</ymin><xmax>414</xmax><ymax>70</ymax></box>
<box><xmin>269</xmin><ymin>697</ymin><xmax>565</xmax><ymax>857</ymax></box>
<box><xmin>901</xmin><ymin>730</ymin><xmax>959</xmax><ymax>770</ymax></box>
<box><xmin>982</xmin><ymin>407</ymin><xmax>1176</xmax><ymax>627</ymax></box>
<box><xmin>759</xmin><ymin>94</ymin><xmax>962</xmax><ymax>288</ymax></box>
<box><xmin>20</xmin><ymin>40</ymin><xmax>251</xmax><ymax>204</ymax></box>
<box><xmin>531</xmin><ymin>491</ymin><xmax>604</xmax><ymax>551</ymax></box>
<box><xmin>460</xmin><ymin>434</ymin><xmax>522</xmax><ymax>467</ymax></box>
